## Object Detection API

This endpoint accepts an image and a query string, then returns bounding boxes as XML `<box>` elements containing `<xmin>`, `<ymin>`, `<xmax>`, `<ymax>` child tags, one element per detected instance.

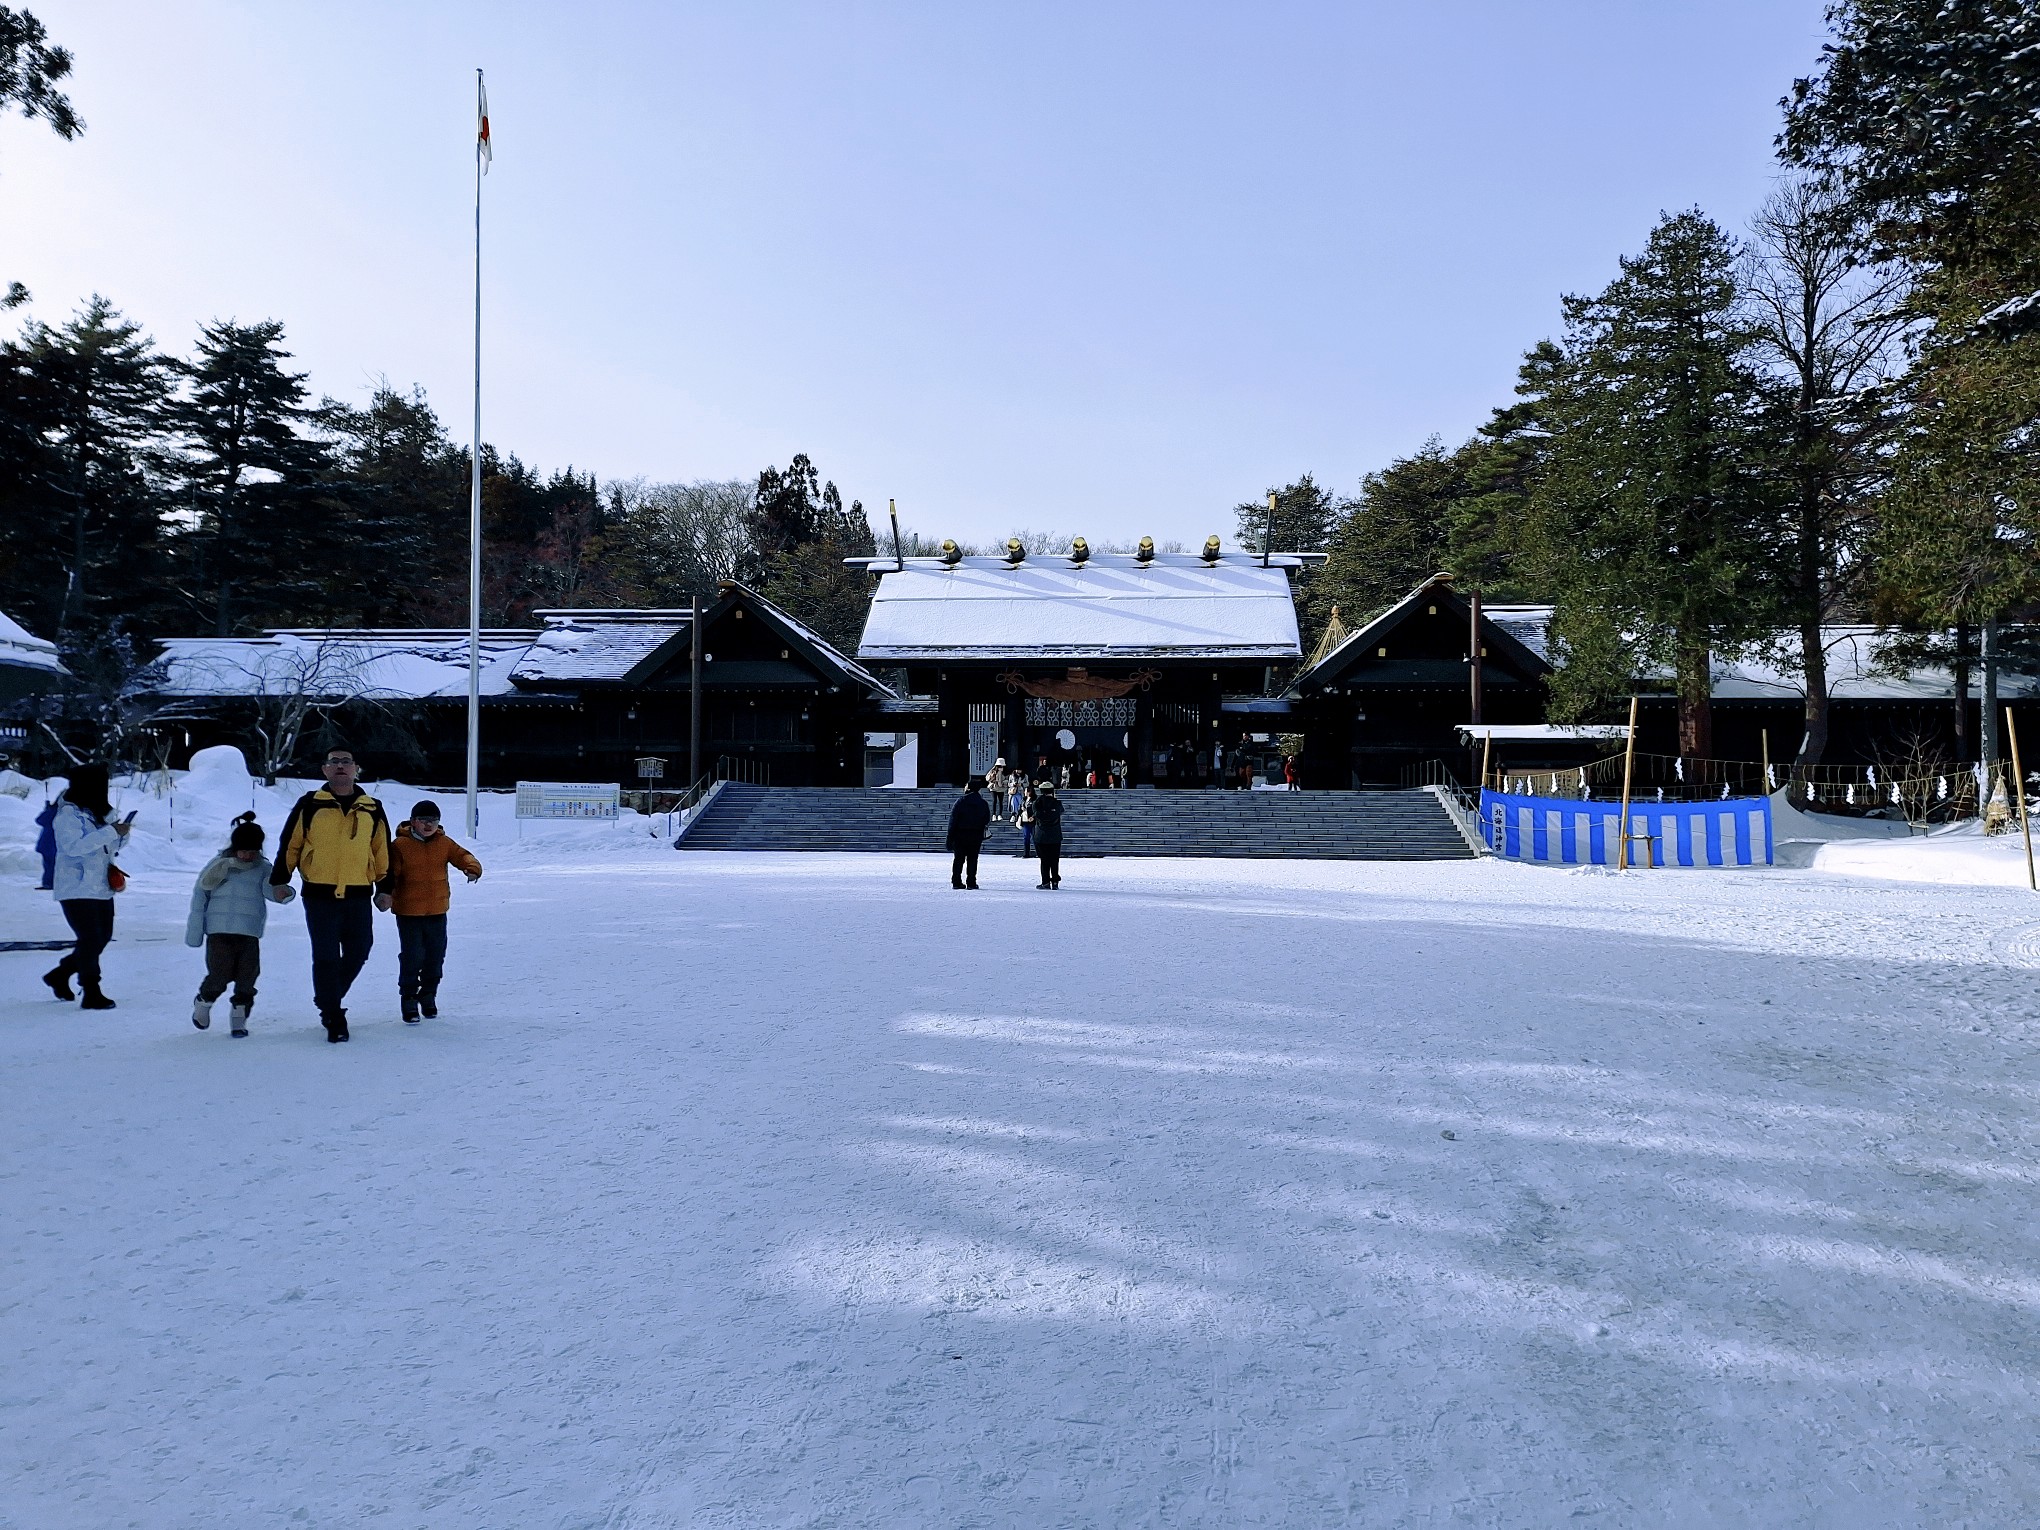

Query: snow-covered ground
<box><xmin>5</xmin><ymin>756</ymin><xmax>2040</xmax><ymax>1527</ymax></box>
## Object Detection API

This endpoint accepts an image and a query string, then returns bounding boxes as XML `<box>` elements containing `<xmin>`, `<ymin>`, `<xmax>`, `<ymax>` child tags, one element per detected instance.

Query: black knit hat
<box><xmin>410</xmin><ymin>800</ymin><xmax>442</xmax><ymax>821</ymax></box>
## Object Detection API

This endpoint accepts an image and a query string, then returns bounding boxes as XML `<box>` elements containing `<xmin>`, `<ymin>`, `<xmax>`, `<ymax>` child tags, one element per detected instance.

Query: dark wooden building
<box><xmin>1290</xmin><ymin>576</ymin><xmax>1552</xmax><ymax>788</ymax></box>
<box><xmin>143</xmin><ymin>584</ymin><xmax>893</xmax><ymax>788</ymax></box>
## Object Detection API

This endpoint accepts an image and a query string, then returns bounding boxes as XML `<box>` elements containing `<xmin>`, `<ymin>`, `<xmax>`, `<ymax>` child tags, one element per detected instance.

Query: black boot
<box><xmin>419</xmin><ymin>990</ymin><xmax>438</xmax><ymax>1020</ymax></box>
<box><xmin>324</xmin><ymin>1009</ymin><xmax>349</xmax><ymax>1043</ymax></box>
<box><xmin>401</xmin><ymin>993</ymin><xmax>420</xmax><ymax>1024</ymax></box>
<box><xmin>79</xmin><ymin>983</ymin><xmax>116</xmax><ymax>1010</ymax></box>
<box><xmin>42</xmin><ymin>965</ymin><xmax>74</xmax><ymax>1001</ymax></box>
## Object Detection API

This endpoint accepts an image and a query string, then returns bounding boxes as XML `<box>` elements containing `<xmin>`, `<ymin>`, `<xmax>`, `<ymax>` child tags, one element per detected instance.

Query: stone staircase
<box><xmin>676</xmin><ymin>785</ymin><xmax>1473</xmax><ymax>860</ymax></box>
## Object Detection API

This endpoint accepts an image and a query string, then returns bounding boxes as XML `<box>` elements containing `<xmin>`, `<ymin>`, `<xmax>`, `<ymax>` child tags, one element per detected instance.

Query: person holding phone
<box><xmin>41</xmin><ymin>763</ymin><xmax>129</xmax><ymax>1010</ymax></box>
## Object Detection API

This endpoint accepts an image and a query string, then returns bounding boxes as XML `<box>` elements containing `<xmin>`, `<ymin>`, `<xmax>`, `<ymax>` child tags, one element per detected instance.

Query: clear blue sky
<box><xmin>2</xmin><ymin>1</ymin><xmax>1831</xmax><ymax>546</ymax></box>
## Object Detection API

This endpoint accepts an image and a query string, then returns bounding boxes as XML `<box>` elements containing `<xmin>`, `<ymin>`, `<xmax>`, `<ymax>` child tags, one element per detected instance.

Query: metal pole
<box><xmin>464</xmin><ymin>67</ymin><xmax>484</xmax><ymax>838</ymax></box>
<box><xmin>888</xmin><ymin>498</ymin><xmax>904</xmax><ymax>570</ymax></box>
<box><xmin>1262</xmin><ymin>490</ymin><xmax>1276</xmax><ymax>568</ymax></box>
<box><xmin>689</xmin><ymin>593</ymin><xmax>702</xmax><ymax>789</ymax></box>
<box><xmin>1616</xmin><ymin>695</ymin><xmax>1640</xmax><ymax>870</ymax></box>
<box><xmin>2009</xmin><ymin>707</ymin><xmax>2036</xmax><ymax>892</ymax></box>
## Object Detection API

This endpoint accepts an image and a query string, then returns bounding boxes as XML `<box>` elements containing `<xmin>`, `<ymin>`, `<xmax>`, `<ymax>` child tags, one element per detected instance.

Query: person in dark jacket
<box><xmin>946</xmin><ymin>779</ymin><xmax>992</xmax><ymax>889</ymax></box>
<box><xmin>1034</xmin><ymin>780</ymin><xmax>1064</xmax><ymax>889</ymax></box>
<box><xmin>34</xmin><ymin>795</ymin><xmax>58</xmax><ymax>888</ymax></box>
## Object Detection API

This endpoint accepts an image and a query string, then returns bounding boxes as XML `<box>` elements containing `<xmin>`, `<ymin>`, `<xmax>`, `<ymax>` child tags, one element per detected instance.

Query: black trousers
<box><xmin>56</xmin><ymin>898</ymin><xmax>114</xmax><ymax>986</ymax></box>
<box><xmin>197</xmin><ymin>933</ymin><xmax>260</xmax><ymax>1006</ymax></box>
<box><xmin>1037</xmin><ymin>847</ymin><xmax>1062</xmax><ymax>885</ymax></box>
<box><xmin>397</xmin><ymin>913</ymin><xmax>448</xmax><ymax>1000</ymax></box>
<box><xmin>950</xmin><ymin>848</ymin><xmax>981</xmax><ymax>886</ymax></box>
<box><xmin>302</xmin><ymin>892</ymin><xmax>374</xmax><ymax>1018</ymax></box>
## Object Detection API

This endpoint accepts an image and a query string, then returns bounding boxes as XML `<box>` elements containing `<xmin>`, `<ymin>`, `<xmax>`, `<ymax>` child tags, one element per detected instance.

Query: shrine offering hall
<box><xmin>854</xmin><ymin>547</ymin><xmax>1318</xmax><ymax>788</ymax></box>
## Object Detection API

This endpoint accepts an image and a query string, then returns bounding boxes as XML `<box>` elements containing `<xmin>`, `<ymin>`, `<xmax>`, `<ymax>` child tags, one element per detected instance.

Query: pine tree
<box><xmin>0</xmin><ymin>6</ymin><xmax>82</xmax><ymax>312</ymax></box>
<box><xmin>742</xmin><ymin>455</ymin><xmax>877</xmax><ymax>651</ymax></box>
<box><xmin>318</xmin><ymin>385</ymin><xmax>466</xmax><ymax>626</ymax></box>
<box><xmin>175</xmin><ymin>319</ymin><xmax>329</xmax><ymax>635</ymax></box>
<box><xmin>1317</xmin><ymin>443</ymin><xmax>1470</xmax><ymax>625</ymax></box>
<box><xmin>1524</xmin><ymin>212</ymin><xmax>1787</xmax><ymax>758</ymax></box>
<box><xmin>1783</xmin><ymin>0</ymin><xmax>2040</xmax><ymax>743</ymax></box>
<box><xmin>17</xmin><ymin>297</ymin><xmax>176</xmax><ymax>640</ymax></box>
<box><xmin>0</xmin><ymin>7</ymin><xmax>79</xmax><ymax>141</ymax></box>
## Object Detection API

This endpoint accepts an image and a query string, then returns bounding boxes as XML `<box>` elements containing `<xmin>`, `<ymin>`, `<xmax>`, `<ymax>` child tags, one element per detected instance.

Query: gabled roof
<box><xmin>0</xmin><ymin>609</ymin><xmax>67</xmax><ymax>682</ymax></box>
<box><xmin>857</xmin><ymin>554</ymin><xmax>1302</xmax><ymax>662</ymax></box>
<box><xmin>511</xmin><ymin>611</ymin><xmax>690</xmax><ymax>686</ymax></box>
<box><xmin>1291</xmin><ymin>574</ymin><xmax>1550</xmax><ymax>694</ymax></box>
<box><xmin>614</xmin><ymin>584</ymin><xmax>894</xmax><ymax>697</ymax></box>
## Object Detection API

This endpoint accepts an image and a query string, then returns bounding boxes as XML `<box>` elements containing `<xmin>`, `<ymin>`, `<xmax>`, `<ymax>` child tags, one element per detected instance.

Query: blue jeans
<box><xmin>396</xmin><ymin>914</ymin><xmax>448</xmax><ymax>1001</ymax></box>
<box><xmin>1020</xmin><ymin>824</ymin><xmax>1034</xmax><ymax>856</ymax></box>
<box><xmin>302</xmin><ymin>891</ymin><xmax>373</xmax><ymax>1019</ymax></box>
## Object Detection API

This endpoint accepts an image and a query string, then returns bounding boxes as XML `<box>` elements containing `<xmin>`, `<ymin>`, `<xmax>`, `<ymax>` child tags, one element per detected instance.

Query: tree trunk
<box><xmin>1676</xmin><ymin>630</ymin><xmax>1713</xmax><ymax>768</ymax></box>
<box><xmin>1952</xmin><ymin>620</ymin><xmax>1972</xmax><ymax>764</ymax></box>
<box><xmin>1981</xmin><ymin>615</ymin><xmax>2001</xmax><ymax>775</ymax></box>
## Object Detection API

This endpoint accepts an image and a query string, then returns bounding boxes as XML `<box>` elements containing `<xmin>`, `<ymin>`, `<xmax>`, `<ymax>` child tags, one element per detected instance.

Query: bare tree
<box><xmin>142</xmin><ymin>636</ymin><xmax>379</xmax><ymax>783</ymax></box>
<box><xmin>1742</xmin><ymin>177</ymin><xmax>1912</xmax><ymax>767</ymax></box>
<box><xmin>604</xmin><ymin>478</ymin><xmax>751</xmax><ymax>600</ymax></box>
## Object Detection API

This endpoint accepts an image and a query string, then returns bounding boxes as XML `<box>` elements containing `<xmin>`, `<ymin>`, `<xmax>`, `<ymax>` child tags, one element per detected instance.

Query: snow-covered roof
<box><xmin>1456</xmin><ymin>724</ymin><xmax>1630</xmax><ymax>742</ymax></box>
<box><xmin>1482</xmin><ymin>612</ymin><xmax>2040</xmax><ymax>700</ymax></box>
<box><xmin>150</xmin><ymin>630</ymin><xmax>538</xmax><ymax>700</ymax></box>
<box><xmin>0</xmin><ymin>609</ymin><xmax>67</xmax><ymax>679</ymax></box>
<box><xmin>857</xmin><ymin>554</ymin><xmax>1302</xmax><ymax>662</ymax></box>
<box><xmin>513</xmin><ymin>610</ymin><xmax>688</xmax><ymax>687</ymax></box>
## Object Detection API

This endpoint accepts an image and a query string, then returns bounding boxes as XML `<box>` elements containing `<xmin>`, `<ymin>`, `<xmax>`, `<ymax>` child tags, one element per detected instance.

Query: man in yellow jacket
<box><xmin>269</xmin><ymin>745</ymin><xmax>392</xmax><ymax>1043</ymax></box>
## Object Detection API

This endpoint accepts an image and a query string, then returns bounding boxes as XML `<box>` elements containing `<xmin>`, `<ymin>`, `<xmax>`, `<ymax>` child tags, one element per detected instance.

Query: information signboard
<box><xmin>514</xmin><ymin>781</ymin><xmax>620</xmax><ymax>820</ymax></box>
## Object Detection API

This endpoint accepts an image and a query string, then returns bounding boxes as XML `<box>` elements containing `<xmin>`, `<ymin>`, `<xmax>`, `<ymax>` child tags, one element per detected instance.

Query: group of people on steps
<box><xmin>945</xmin><ymin>774</ymin><xmax>1063</xmax><ymax>890</ymax></box>
<box><xmin>38</xmin><ymin>746</ymin><xmax>481</xmax><ymax>1043</ymax></box>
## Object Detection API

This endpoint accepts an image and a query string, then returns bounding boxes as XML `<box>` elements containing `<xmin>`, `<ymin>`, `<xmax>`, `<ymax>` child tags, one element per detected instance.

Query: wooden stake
<box><xmin>2009</xmin><ymin>707</ymin><xmax>2036</xmax><ymax>893</ymax></box>
<box><xmin>1617</xmin><ymin>695</ymin><xmax>1639</xmax><ymax>870</ymax></box>
<box><xmin>1761</xmin><ymin>728</ymin><xmax>1770</xmax><ymax>794</ymax></box>
<box><xmin>1479</xmin><ymin>730</ymin><xmax>1492</xmax><ymax>791</ymax></box>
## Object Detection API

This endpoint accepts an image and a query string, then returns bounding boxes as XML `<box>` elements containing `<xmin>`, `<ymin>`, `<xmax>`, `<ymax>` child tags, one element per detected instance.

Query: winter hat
<box><xmin>1037</xmin><ymin>780</ymin><xmax>1056</xmax><ymax>794</ymax></box>
<box><xmin>410</xmin><ymin>800</ymin><xmax>442</xmax><ymax>822</ymax></box>
<box><xmin>228</xmin><ymin>813</ymin><xmax>265</xmax><ymax>853</ymax></box>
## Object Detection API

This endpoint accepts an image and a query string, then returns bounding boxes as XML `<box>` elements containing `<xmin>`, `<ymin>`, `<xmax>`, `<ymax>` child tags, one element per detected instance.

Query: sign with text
<box><xmin>515</xmin><ymin>781</ymin><xmax>620</xmax><ymax>820</ymax></box>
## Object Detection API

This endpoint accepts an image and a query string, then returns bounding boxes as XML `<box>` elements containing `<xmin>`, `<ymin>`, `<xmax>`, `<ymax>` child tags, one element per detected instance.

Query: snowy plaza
<box><xmin>6</xmin><ymin>793</ymin><xmax>2040</xmax><ymax>1527</ymax></box>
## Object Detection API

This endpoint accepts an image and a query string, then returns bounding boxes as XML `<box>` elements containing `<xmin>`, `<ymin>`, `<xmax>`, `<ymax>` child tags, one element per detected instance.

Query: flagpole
<box><xmin>465</xmin><ymin>68</ymin><xmax>484</xmax><ymax>838</ymax></box>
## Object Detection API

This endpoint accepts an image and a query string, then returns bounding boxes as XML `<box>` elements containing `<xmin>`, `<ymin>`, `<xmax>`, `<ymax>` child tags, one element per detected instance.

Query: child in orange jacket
<box><xmin>377</xmin><ymin>799</ymin><xmax>482</xmax><ymax>1022</ymax></box>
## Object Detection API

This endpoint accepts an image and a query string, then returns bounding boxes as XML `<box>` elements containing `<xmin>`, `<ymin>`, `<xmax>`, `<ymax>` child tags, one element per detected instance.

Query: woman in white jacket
<box><xmin>42</xmin><ymin>764</ymin><xmax>129</xmax><ymax>1010</ymax></box>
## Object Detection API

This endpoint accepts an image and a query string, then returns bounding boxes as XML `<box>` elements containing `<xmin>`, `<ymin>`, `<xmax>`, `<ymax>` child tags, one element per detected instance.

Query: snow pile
<box><xmin>0</xmin><ymin>745</ymin><xmax>675</xmax><ymax>886</ymax></box>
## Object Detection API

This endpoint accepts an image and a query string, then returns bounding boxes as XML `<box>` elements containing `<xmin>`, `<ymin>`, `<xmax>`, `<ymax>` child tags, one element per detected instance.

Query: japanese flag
<box><xmin>477</xmin><ymin>75</ymin><xmax>491</xmax><ymax>171</ymax></box>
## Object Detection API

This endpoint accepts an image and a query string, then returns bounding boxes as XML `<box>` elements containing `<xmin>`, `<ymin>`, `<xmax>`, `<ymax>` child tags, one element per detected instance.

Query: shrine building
<box><xmin>852</xmin><ymin>542</ymin><xmax>1320</xmax><ymax>787</ymax></box>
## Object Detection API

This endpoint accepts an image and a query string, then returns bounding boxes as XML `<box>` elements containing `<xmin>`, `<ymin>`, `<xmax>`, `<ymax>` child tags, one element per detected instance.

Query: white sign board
<box><xmin>515</xmin><ymin>781</ymin><xmax>620</xmax><ymax>820</ymax></box>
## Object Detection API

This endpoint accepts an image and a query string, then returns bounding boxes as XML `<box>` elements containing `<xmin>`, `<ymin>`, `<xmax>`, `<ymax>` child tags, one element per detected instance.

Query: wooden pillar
<box><xmin>1004</xmin><ymin>691</ymin><xmax>1024</xmax><ymax>778</ymax></box>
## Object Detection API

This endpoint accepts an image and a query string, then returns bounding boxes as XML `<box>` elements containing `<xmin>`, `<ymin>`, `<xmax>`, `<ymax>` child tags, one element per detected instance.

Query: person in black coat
<box><xmin>946</xmin><ymin>779</ymin><xmax>992</xmax><ymax>889</ymax></box>
<box><xmin>1033</xmin><ymin>781</ymin><xmax>1064</xmax><ymax>888</ymax></box>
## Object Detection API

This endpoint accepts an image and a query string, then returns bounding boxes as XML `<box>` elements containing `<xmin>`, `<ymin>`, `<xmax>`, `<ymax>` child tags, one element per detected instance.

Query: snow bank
<box><xmin>1813</xmin><ymin>821</ymin><xmax>2039</xmax><ymax>888</ymax></box>
<box><xmin>1765</xmin><ymin>787</ymin><xmax>2040</xmax><ymax>888</ymax></box>
<box><xmin>0</xmin><ymin>745</ymin><xmax>674</xmax><ymax>884</ymax></box>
